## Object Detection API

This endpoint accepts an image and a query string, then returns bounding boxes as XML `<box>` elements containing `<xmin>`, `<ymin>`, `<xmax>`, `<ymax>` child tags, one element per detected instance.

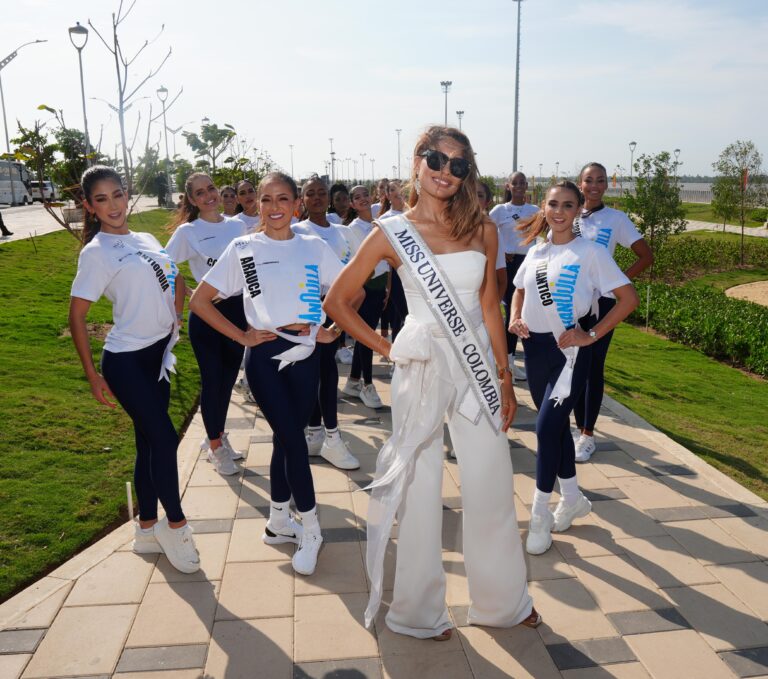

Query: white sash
<box><xmin>233</xmin><ymin>238</ymin><xmax>318</xmax><ymax>370</ymax></box>
<box><xmin>533</xmin><ymin>243</ymin><xmax>579</xmax><ymax>405</ymax></box>
<box><xmin>376</xmin><ymin>215</ymin><xmax>502</xmax><ymax>432</ymax></box>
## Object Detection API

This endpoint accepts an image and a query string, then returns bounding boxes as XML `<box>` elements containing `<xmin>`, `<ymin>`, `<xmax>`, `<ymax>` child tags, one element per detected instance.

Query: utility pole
<box><xmin>329</xmin><ymin>138</ymin><xmax>335</xmax><ymax>182</ymax></box>
<box><xmin>395</xmin><ymin>128</ymin><xmax>402</xmax><ymax>179</ymax></box>
<box><xmin>512</xmin><ymin>0</ymin><xmax>523</xmax><ymax>171</ymax></box>
<box><xmin>289</xmin><ymin>144</ymin><xmax>294</xmax><ymax>177</ymax></box>
<box><xmin>456</xmin><ymin>110</ymin><xmax>464</xmax><ymax>130</ymax></box>
<box><xmin>440</xmin><ymin>81</ymin><xmax>452</xmax><ymax>126</ymax></box>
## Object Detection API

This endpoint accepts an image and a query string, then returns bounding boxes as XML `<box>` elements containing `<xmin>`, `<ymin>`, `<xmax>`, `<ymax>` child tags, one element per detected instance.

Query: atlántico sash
<box><xmin>233</xmin><ymin>237</ymin><xmax>319</xmax><ymax>370</ymax></box>
<box><xmin>376</xmin><ymin>215</ymin><xmax>502</xmax><ymax>432</ymax></box>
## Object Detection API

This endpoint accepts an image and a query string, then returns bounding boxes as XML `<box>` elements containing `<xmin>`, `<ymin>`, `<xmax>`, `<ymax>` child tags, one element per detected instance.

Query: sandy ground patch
<box><xmin>726</xmin><ymin>281</ymin><xmax>768</xmax><ymax>307</ymax></box>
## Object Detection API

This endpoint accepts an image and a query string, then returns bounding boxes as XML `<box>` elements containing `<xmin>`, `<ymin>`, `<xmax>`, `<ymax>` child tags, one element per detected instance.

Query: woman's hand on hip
<box><xmin>558</xmin><ymin>327</ymin><xmax>592</xmax><ymax>349</ymax></box>
<box><xmin>240</xmin><ymin>328</ymin><xmax>277</xmax><ymax>347</ymax></box>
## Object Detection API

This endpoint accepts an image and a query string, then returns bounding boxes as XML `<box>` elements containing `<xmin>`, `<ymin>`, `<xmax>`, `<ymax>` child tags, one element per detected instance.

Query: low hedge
<box><xmin>630</xmin><ymin>282</ymin><xmax>768</xmax><ymax>377</ymax></box>
<box><xmin>615</xmin><ymin>236</ymin><xmax>768</xmax><ymax>282</ymax></box>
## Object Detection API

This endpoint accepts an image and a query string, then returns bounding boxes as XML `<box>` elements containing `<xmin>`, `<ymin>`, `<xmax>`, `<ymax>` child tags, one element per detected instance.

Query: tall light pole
<box><xmin>673</xmin><ymin>148</ymin><xmax>681</xmax><ymax>178</ymax></box>
<box><xmin>289</xmin><ymin>144</ymin><xmax>294</xmax><ymax>177</ymax></box>
<box><xmin>440</xmin><ymin>80</ymin><xmax>452</xmax><ymax>126</ymax></box>
<box><xmin>456</xmin><ymin>110</ymin><xmax>464</xmax><ymax>130</ymax></box>
<box><xmin>629</xmin><ymin>140</ymin><xmax>637</xmax><ymax>179</ymax></box>
<box><xmin>0</xmin><ymin>38</ymin><xmax>46</xmax><ymax>206</ymax></box>
<box><xmin>360</xmin><ymin>152</ymin><xmax>367</xmax><ymax>183</ymax></box>
<box><xmin>166</xmin><ymin>121</ymin><xmax>193</xmax><ymax>158</ymax></box>
<box><xmin>329</xmin><ymin>138</ymin><xmax>335</xmax><ymax>182</ymax></box>
<box><xmin>555</xmin><ymin>161</ymin><xmax>560</xmax><ymax>178</ymax></box>
<box><xmin>370</xmin><ymin>158</ymin><xmax>375</xmax><ymax>182</ymax></box>
<box><xmin>156</xmin><ymin>85</ymin><xmax>174</xmax><ymax>208</ymax></box>
<box><xmin>395</xmin><ymin>128</ymin><xmax>402</xmax><ymax>179</ymax></box>
<box><xmin>512</xmin><ymin>0</ymin><xmax>523</xmax><ymax>172</ymax></box>
<box><xmin>68</xmin><ymin>23</ymin><xmax>91</xmax><ymax>165</ymax></box>
<box><xmin>345</xmin><ymin>157</ymin><xmax>351</xmax><ymax>182</ymax></box>
<box><xmin>352</xmin><ymin>159</ymin><xmax>358</xmax><ymax>183</ymax></box>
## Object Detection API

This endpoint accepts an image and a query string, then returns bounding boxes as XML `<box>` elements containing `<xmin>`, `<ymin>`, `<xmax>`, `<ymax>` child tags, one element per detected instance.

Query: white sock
<box><xmin>308</xmin><ymin>426</ymin><xmax>323</xmax><ymax>435</ymax></box>
<box><xmin>300</xmin><ymin>506</ymin><xmax>320</xmax><ymax>533</ymax></box>
<box><xmin>138</xmin><ymin>526</ymin><xmax>154</xmax><ymax>535</ymax></box>
<box><xmin>558</xmin><ymin>475</ymin><xmax>581</xmax><ymax>504</ymax></box>
<box><xmin>269</xmin><ymin>500</ymin><xmax>291</xmax><ymax>528</ymax></box>
<box><xmin>532</xmin><ymin>489</ymin><xmax>552</xmax><ymax>517</ymax></box>
<box><xmin>326</xmin><ymin>428</ymin><xmax>340</xmax><ymax>441</ymax></box>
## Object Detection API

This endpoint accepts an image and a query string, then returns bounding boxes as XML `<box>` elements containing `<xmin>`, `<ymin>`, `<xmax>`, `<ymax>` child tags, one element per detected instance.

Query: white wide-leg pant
<box><xmin>385</xmin><ymin>334</ymin><xmax>532</xmax><ymax>638</ymax></box>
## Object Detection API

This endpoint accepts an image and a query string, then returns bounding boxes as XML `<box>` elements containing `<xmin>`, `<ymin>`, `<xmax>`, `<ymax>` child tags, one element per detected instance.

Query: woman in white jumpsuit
<box><xmin>325</xmin><ymin>125</ymin><xmax>538</xmax><ymax>640</ymax></box>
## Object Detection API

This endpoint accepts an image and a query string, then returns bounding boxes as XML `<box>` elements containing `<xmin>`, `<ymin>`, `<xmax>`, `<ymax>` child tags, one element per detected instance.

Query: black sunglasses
<box><xmin>419</xmin><ymin>149</ymin><xmax>472</xmax><ymax>179</ymax></box>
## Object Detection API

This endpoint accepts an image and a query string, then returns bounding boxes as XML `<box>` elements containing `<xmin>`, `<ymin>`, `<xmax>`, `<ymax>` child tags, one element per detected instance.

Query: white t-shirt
<box><xmin>576</xmin><ymin>205</ymin><xmax>642</xmax><ymax>257</ymax></box>
<box><xmin>371</xmin><ymin>203</ymin><xmax>382</xmax><ymax>219</ymax></box>
<box><xmin>489</xmin><ymin>202</ymin><xmax>540</xmax><ymax>255</ymax></box>
<box><xmin>347</xmin><ymin>216</ymin><xmax>389</xmax><ymax>278</ymax></box>
<box><xmin>71</xmin><ymin>231</ymin><xmax>178</xmax><ymax>353</ymax></box>
<box><xmin>292</xmin><ymin>219</ymin><xmax>353</xmax><ymax>264</ymax></box>
<box><xmin>202</xmin><ymin>232</ymin><xmax>344</xmax><ymax>330</ymax></box>
<box><xmin>513</xmin><ymin>237</ymin><xmax>630</xmax><ymax>333</ymax></box>
<box><xmin>327</xmin><ymin>212</ymin><xmax>343</xmax><ymax>224</ymax></box>
<box><xmin>234</xmin><ymin>212</ymin><xmax>261</xmax><ymax>233</ymax></box>
<box><xmin>165</xmin><ymin>216</ymin><xmax>246</xmax><ymax>283</ymax></box>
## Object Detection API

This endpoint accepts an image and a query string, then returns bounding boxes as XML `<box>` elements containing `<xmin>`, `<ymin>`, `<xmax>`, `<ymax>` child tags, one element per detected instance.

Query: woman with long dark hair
<box><xmin>509</xmin><ymin>181</ymin><xmax>639</xmax><ymax>555</ymax></box>
<box><xmin>325</xmin><ymin>126</ymin><xmax>537</xmax><ymax>640</ymax></box>
<box><xmin>234</xmin><ymin>179</ymin><xmax>260</xmax><ymax>232</ymax></box>
<box><xmin>166</xmin><ymin>173</ymin><xmax>247</xmax><ymax>476</ymax></box>
<box><xmin>220</xmin><ymin>185</ymin><xmax>239</xmax><ymax>217</ymax></box>
<box><xmin>69</xmin><ymin>165</ymin><xmax>199</xmax><ymax>574</ymax></box>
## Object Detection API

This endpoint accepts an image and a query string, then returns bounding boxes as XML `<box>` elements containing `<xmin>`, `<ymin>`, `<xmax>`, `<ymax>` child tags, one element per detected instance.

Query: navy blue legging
<box><xmin>102</xmin><ymin>334</ymin><xmax>184</xmax><ymax>523</ymax></box>
<box><xmin>502</xmin><ymin>255</ymin><xmax>526</xmax><ymax>355</ymax></box>
<box><xmin>574</xmin><ymin>296</ymin><xmax>616</xmax><ymax>432</ymax></box>
<box><xmin>523</xmin><ymin>330</ymin><xmax>592</xmax><ymax>493</ymax></box>
<box><xmin>245</xmin><ymin>337</ymin><xmax>320</xmax><ymax>512</ymax></box>
<box><xmin>351</xmin><ymin>286</ymin><xmax>386</xmax><ymax>384</ymax></box>
<box><xmin>188</xmin><ymin>294</ymin><xmax>247</xmax><ymax>441</ymax></box>
<box><xmin>308</xmin><ymin>317</ymin><xmax>340</xmax><ymax>430</ymax></box>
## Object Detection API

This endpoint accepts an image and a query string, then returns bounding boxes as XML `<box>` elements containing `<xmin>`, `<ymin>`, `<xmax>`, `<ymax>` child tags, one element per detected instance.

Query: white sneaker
<box><xmin>262</xmin><ymin>515</ymin><xmax>303</xmax><ymax>545</ymax></box>
<box><xmin>336</xmin><ymin>346</ymin><xmax>353</xmax><ymax>365</ymax></box>
<box><xmin>306</xmin><ymin>428</ymin><xmax>325</xmax><ymax>456</ymax></box>
<box><xmin>221</xmin><ymin>432</ymin><xmax>245</xmax><ymax>460</ymax></box>
<box><xmin>526</xmin><ymin>511</ymin><xmax>554</xmax><ymax>555</ymax></box>
<box><xmin>342</xmin><ymin>378</ymin><xmax>362</xmax><ymax>398</ymax></box>
<box><xmin>553</xmin><ymin>494</ymin><xmax>592</xmax><ymax>533</ymax></box>
<box><xmin>320</xmin><ymin>435</ymin><xmax>360</xmax><ymax>470</ymax></box>
<box><xmin>574</xmin><ymin>435</ymin><xmax>596</xmax><ymax>463</ymax></box>
<box><xmin>513</xmin><ymin>364</ymin><xmax>527</xmax><ymax>381</ymax></box>
<box><xmin>207</xmin><ymin>446</ymin><xmax>239</xmax><ymax>476</ymax></box>
<box><xmin>292</xmin><ymin>525</ymin><xmax>323</xmax><ymax>575</ymax></box>
<box><xmin>131</xmin><ymin>521</ymin><xmax>163</xmax><ymax>554</ymax></box>
<box><xmin>153</xmin><ymin>518</ymin><xmax>200</xmax><ymax>573</ymax></box>
<box><xmin>360</xmin><ymin>383</ymin><xmax>383</xmax><ymax>409</ymax></box>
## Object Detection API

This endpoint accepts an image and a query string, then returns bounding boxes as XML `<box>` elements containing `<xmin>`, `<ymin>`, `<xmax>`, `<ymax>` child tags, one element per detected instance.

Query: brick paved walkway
<box><xmin>1</xmin><ymin>357</ymin><xmax>767</xmax><ymax>678</ymax></box>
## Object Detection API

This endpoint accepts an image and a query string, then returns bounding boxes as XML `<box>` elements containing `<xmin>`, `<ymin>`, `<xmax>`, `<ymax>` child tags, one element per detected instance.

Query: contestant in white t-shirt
<box><xmin>69</xmin><ymin>166</ymin><xmax>199</xmax><ymax>575</ymax></box>
<box><xmin>190</xmin><ymin>172</ymin><xmax>350</xmax><ymax>578</ymax></box>
<box><xmin>571</xmin><ymin>162</ymin><xmax>653</xmax><ymax>462</ymax></box>
<box><xmin>509</xmin><ymin>181</ymin><xmax>638</xmax><ymax>557</ymax></box>
<box><xmin>370</xmin><ymin>177</ymin><xmax>389</xmax><ymax>219</ymax></box>
<box><xmin>477</xmin><ymin>181</ymin><xmax>509</xmax><ymax>305</ymax></box>
<box><xmin>165</xmin><ymin>173</ymin><xmax>248</xmax><ymax>476</ymax></box>
<box><xmin>233</xmin><ymin>179</ymin><xmax>261</xmax><ymax>233</ymax></box>
<box><xmin>341</xmin><ymin>185</ymin><xmax>389</xmax><ymax>409</ymax></box>
<box><xmin>489</xmin><ymin>172</ymin><xmax>540</xmax><ymax>380</ymax></box>
<box><xmin>327</xmin><ymin>182</ymin><xmax>352</xmax><ymax>225</ymax></box>
<box><xmin>292</xmin><ymin>177</ymin><xmax>359</xmax><ymax>471</ymax></box>
<box><xmin>220</xmin><ymin>185</ymin><xmax>239</xmax><ymax>217</ymax></box>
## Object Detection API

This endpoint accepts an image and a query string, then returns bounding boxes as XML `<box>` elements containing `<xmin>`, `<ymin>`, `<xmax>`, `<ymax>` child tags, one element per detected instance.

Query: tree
<box><xmin>711</xmin><ymin>174</ymin><xmax>740</xmax><ymax>233</ymax></box>
<box><xmin>712</xmin><ymin>140</ymin><xmax>767</xmax><ymax>264</ymax></box>
<box><xmin>623</xmin><ymin>151</ymin><xmax>686</xmax><ymax>278</ymax></box>
<box><xmin>183</xmin><ymin>122</ymin><xmax>236</xmax><ymax>173</ymax></box>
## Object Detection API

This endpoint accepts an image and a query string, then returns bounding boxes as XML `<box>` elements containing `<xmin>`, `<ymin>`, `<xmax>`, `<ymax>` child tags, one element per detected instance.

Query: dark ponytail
<box><xmin>80</xmin><ymin>165</ymin><xmax>123</xmax><ymax>245</ymax></box>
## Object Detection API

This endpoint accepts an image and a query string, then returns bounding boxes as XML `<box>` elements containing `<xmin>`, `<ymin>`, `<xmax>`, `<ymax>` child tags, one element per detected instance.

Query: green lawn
<box><xmin>688</xmin><ymin>267</ymin><xmax>768</xmax><ymax>291</ymax></box>
<box><xmin>606</xmin><ymin>324</ymin><xmax>768</xmax><ymax>501</ymax></box>
<box><xmin>0</xmin><ymin>209</ymin><xmax>200</xmax><ymax>602</ymax></box>
<box><xmin>682</xmin><ymin>202</ymin><xmax>765</xmax><ymax>229</ymax></box>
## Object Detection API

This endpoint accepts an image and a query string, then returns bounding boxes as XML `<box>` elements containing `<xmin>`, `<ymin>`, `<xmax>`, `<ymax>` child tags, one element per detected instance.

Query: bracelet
<box><xmin>328</xmin><ymin>322</ymin><xmax>342</xmax><ymax>337</ymax></box>
<box><xmin>497</xmin><ymin>365</ymin><xmax>512</xmax><ymax>380</ymax></box>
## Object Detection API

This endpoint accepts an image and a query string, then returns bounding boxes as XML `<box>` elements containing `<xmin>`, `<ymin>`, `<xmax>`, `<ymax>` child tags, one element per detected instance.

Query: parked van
<box><xmin>29</xmin><ymin>179</ymin><xmax>58</xmax><ymax>202</ymax></box>
<box><xmin>0</xmin><ymin>160</ymin><xmax>33</xmax><ymax>206</ymax></box>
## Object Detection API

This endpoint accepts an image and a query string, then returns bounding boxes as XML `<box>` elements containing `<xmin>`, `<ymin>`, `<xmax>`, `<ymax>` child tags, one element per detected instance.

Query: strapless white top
<box><xmin>397</xmin><ymin>250</ymin><xmax>487</xmax><ymax>326</ymax></box>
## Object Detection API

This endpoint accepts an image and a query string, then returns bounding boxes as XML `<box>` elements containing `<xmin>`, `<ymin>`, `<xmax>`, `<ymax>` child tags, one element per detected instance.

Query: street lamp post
<box><xmin>68</xmin><ymin>23</ymin><xmax>91</xmax><ymax>166</ymax></box>
<box><xmin>329</xmin><ymin>138</ymin><xmax>335</xmax><ymax>182</ymax></box>
<box><xmin>156</xmin><ymin>85</ymin><xmax>174</xmax><ymax>208</ymax></box>
<box><xmin>673</xmin><ymin>148</ymin><xmax>681</xmax><ymax>178</ymax></box>
<box><xmin>395</xmin><ymin>128</ymin><xmax>402</xmax><ymax>179</ymax></box>
<box><xmin>370</xmin><ymin>158</ymin><xmax>375</xmax><ymax>182</ymax></box>
<box><xmin>289</xmin><ymin>144</ymin><xmax>294</xmax><ymax>177</ymax></box>
<box><xmin>360</xmin><ymin>153</ymin><xmax>367</xmax><ymax>183</ymax></box>
<box><xmin>0</xmin><ymin>38</ymin><xmax>47</xmax><ymax>205</ymax></box>
<box><xmin>456</xmin><ymin>110</ymin><xmax>464</xmax><ymax>130</ymax></box>
<box><xmin>555</xmin><ymin>161</ymin><xmax>560</xmax><ymax>178</ymax></box>
<box><xmin>353</xmin><ymin>159</ymin><xmax>358</xmax><ymax>183</ymax></box>
<box><xmin>512</xmin><ymin>0</ymin><xmax>523</xmax><ymax>171</ymax></box>
<box><xmin>440</xmin><ymin>80</ymin><xmax>452</xmax><ymax>126</ymax></box>
<box><xmin>629</xmin><ymin>140</ymin><xmax>637</xmax><ymax>179</ymax></box>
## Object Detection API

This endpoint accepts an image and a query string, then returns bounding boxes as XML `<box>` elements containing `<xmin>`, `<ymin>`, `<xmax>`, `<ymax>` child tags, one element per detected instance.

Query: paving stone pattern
<box><xmin>1</xmin><ymin>356</ymin><xmax>767</xmax><ymax>678</ymax></box>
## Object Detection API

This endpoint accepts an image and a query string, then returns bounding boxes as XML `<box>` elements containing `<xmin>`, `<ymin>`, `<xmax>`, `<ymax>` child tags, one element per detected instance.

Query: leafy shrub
<box><xmin>615</xmin><ymin>236</ymin><xmax>768</xmax><ymax>282</ymax></box>
<box><xmin>629</xmin><ymin>282</ymin><xmax>768</xmax><ymax>377</ymax></box>
<box><xmin>750</xmin><ymin>207</ymin><xmax>768</xmax><ymax>222</ymax></box>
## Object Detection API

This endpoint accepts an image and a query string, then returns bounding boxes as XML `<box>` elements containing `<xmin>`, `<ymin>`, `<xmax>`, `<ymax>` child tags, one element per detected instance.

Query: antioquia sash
<box><xmin>119</xmin><ymin>242</ymin><xmax>179</xmax><ymax>382</ymax></box>
<box><xmin>532</xmin><ymin>241</ymin><xmax>579</xmax><ymax>405</ymax></box>
<box><xmin>233</xmin><ymin>237</ymin><xmax>319</xmax><ymax>370</ymax></box>
<box><xmin>376</xmin><ymin>214</ymin><xmax>503</xmax><ymax>432</ymax></box>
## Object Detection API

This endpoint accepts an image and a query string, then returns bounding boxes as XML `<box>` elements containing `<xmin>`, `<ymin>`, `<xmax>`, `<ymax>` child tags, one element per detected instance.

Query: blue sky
<box><xmin>6</xmin><ymin>0</ymin><xmax>768</xmax><ymax>179</ymax></box>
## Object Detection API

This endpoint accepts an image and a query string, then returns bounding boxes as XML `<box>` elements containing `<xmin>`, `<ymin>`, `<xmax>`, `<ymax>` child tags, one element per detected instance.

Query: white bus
<box><xmin>0</xmin><ymin>160</ymin><xmax>33</xmax><ymax>206</ymax></box>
